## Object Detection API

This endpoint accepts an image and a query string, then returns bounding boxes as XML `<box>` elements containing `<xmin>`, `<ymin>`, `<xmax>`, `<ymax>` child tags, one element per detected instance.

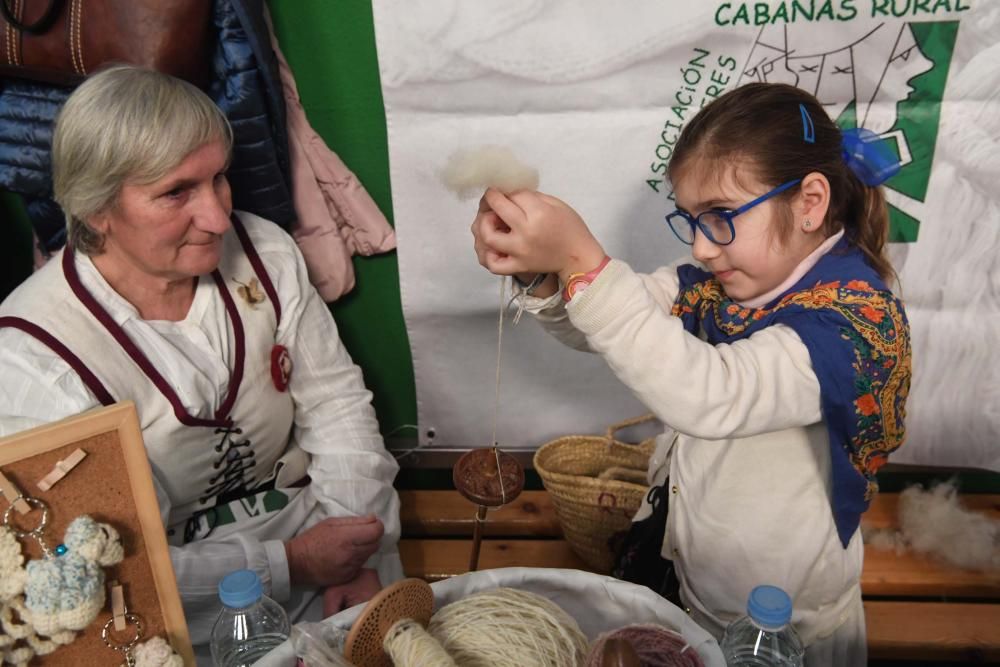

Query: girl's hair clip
<box><xmin>841</xmin><ymin>127</ymin><xmax>902</xmax><ymax>186</ymax></box>
<box><xmin>800</xmin><ymin>104</ymin><xmax>815</xmax><ymax>144</ymax></box>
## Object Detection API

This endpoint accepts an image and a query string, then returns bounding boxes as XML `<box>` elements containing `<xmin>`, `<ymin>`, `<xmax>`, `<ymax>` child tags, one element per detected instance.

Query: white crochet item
<box><xmin>0</xmin><ymin>529</ymin><xmax>26</xmax><ymax>603</ymax></box>
<box><xmin>133</xmin><ymin>636</ymin><xmax>185</xmax><ymax>667</ymax></box>
<box><xmin>23</xmin><ymin>516</ymin><xmax>124</xmax><ymax>636</ymax></box>
<box><xmin>0</xmin><ymin>526</ymin><xmax>71</xmax><ymax>665</ymax></box>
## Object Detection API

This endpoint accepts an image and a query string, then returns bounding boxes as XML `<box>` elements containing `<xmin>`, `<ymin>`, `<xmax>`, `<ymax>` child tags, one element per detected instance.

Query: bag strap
<box><xmin>597</xmin><ymin>466</ymin><xmax>649</xmax><ymax>485</ymax></box>
<box><xmin>0</xmin><ymin>0</ymin><xmax>64</xmax><ymax>35</ymax></box>
<box><xmin>603</xmin><ymin>413</ymin><xmax>658</xmax><ymax>442</ymax></box>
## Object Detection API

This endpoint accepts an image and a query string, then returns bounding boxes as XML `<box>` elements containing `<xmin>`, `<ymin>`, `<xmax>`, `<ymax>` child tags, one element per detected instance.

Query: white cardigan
<box><xmin>522</xmin><ymin>256</ymin><xmax>864</xmax><ymax>654</ymax></box>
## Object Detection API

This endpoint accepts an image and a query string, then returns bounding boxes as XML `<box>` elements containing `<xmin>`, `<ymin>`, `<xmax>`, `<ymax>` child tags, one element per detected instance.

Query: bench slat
<box><xmin>400</xmin><ymin>490</ymin><xmax>1000</xmax><ymax>535</ymax></box>
<box><xmin>865</xmin><ymin>600</ymin><xmax>1000</xmax><ymax>661</ymax></box>
<box><xmin>400</xmin><ymin>490</ymin><xmax>561</xmax><ymax>537</ymax></box>
<box><xmin>399</xmin><ymin>537</ymin><xmax>1000</xmax><ymax>599</ymax></box>
<box><xmin>400</xmin><ymin>538</ymin><xmax>589</xmax><ymax>582</ymax></box>
<box><xmin>863</xmin><ymin>547</ymin><xmax>1000</xmax><ymax>598</ymax></box>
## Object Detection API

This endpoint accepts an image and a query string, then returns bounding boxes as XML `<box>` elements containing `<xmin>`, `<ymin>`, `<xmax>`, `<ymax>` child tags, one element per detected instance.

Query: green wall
<box><xmin>267</xmin><ymin>1</ymin><xmax>417</xmax><ymax>436</ymax></box>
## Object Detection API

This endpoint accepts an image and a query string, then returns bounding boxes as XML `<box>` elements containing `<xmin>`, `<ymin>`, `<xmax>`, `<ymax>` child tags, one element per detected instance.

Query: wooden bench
<box><xmin>398</xmin><ymin>489</ymin><xmax>1000</xmax><ymax>662</ymax></box>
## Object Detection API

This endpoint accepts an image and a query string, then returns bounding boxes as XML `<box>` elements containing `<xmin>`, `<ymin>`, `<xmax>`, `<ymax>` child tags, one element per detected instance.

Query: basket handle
<box><xmin>597</xmin><ymin>466</ymin><xmax>648</xmax><ymax>485</ymax></box>
<box><xmin>604</xmin><ymin>413</ymin><xmax>658</xmax><ymax>442</ymax></box>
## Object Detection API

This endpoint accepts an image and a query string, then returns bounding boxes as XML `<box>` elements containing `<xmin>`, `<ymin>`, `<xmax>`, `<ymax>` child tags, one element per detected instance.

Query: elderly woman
<box><xmin>0</xmin><ymin>66</ymin><xmax>402</xmax><ymax>653</ymax></box>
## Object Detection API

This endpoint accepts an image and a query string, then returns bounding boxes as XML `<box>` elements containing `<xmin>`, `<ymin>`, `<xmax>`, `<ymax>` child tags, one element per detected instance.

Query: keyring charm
<box><xmin>103</xmin><ymin>613</ymin><xmax>144</xmax><ymax>667</ymax></box>
<box><xmin>2</xmin><ymin>494</ymin><xmax>54</xmax><ymax>557</ymax></box>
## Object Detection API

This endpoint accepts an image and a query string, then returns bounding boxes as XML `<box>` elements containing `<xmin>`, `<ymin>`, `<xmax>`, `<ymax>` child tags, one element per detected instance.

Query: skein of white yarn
<box><xmin>372</xmin><ymin>587</ymin><xmax>588</xmax><ymax>667</ymax></box>
<box><xmin>426</xmin><ymin>588</ymin><xmax>588</xmax><ymax>667</ymax></box>
<box><xmin>383</xmin><ymin>618</ymin><xmax>458</xmax><ymax>667</ymax></box>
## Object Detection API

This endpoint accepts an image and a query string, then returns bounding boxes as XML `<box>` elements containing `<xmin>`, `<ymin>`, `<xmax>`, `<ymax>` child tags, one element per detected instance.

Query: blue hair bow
<box><xmin>841</xmin><ymin>127</ymin><xmax>902</xmax><ymax>186</ymax></box>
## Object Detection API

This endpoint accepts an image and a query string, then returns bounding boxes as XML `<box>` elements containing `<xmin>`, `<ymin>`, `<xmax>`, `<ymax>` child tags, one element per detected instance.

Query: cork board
<box><xmin>0</xmin><ymin>401</ymin><xmax>193</xmax><ymax>666</ymax></box>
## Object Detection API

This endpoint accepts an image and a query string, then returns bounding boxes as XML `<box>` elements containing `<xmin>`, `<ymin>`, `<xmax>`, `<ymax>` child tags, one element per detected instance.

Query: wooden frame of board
<box><xmin>0</xmin><ymin>401</ymin><xmax>193</xmax><ymax>665</ymax></box>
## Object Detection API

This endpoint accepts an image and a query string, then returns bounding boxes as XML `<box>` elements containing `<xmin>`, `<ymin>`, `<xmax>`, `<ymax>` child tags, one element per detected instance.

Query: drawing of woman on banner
<box><xmin>740</xmin><ymin>20</ymin><xmax>961</xmax><ymax>243</ymax></box>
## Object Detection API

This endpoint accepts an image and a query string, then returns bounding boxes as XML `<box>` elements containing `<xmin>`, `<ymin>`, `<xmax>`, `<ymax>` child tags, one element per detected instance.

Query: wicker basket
<box><xmin>533</xmin><ymin>414</ymin><xmax>658</xmax><ymax>573</ymax></box>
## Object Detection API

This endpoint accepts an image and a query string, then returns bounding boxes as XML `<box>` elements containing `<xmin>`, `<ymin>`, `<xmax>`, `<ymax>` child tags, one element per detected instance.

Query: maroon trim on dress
<box><xmin>210</xmin><ymin>270</ymin><xmax>245</xmax><ymax>421</ymax></box>
<box><xmin>0</xmin><ymin>316</ymin><xmax>116</xmax><ymax>406</ymax></box>
<box><xmin>230</xmin><ymin>214</ymin><xmax>282</xmax><ymax>324</ymax></box>
<box><xmin>61</xmin><ymin>247</ymin><xmax>246</xmax><ymax>428</ymax></box>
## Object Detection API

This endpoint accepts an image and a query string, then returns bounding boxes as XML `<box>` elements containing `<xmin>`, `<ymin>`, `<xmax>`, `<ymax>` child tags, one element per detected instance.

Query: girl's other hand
<box><xmin>471</xmin><ymin>188</ymin><xmax>605</xmax><ymax>280</ymax></box>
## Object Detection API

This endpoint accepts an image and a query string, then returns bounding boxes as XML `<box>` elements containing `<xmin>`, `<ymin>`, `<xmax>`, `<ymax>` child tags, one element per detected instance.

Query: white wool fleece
<box><xmin>441</xmin><ymin>146</ymin><xmax>539</xmax><ymax>199</ymax></box>
<box><xmin>864</xmin><ymin>481</ymin><xmax>1000</xmax><ymax>571</ymax></box>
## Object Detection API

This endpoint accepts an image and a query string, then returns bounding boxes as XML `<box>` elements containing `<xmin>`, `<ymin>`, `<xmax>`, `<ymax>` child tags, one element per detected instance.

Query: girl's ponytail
<box><xmin>845</xmin><ymin>176</ymin><xmax>894</xmax><ymax>283</ymax></box>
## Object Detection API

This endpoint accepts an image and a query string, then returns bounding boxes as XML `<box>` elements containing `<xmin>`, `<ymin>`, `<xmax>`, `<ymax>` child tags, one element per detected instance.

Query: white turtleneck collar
<box><xmin>738</xmin><ymin>230</ymin><xmax>845</xmax><ymax>309</ymax></box>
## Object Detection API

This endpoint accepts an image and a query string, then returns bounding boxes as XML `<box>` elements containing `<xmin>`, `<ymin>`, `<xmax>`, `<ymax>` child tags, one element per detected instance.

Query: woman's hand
<box><xmin>321</xmin><ymin>568</ymin><xmax>382</xmax><ymax>617</ymax></box>
<box><xmin>471</xmin><ymin>188</ymin><xmax>606</xmax><ymax>282</ymax></box>
<box><xmin>285</xmin><ymin>515</ymin><xmax>383</xmax><ymax>587</ymax></box>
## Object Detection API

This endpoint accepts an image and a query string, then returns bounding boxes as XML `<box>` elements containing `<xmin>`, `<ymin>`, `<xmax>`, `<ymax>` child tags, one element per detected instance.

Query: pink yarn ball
<box><xmin>585</xmin><ymin>624</ymin><xmax>704</xmax><ymax>667</ymax></box>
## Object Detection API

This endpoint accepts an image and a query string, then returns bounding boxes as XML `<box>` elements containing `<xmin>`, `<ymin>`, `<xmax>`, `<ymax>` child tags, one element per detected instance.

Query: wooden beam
<box><xmin>399</xmin><ymin>536</ymin><xmax>1000</xmax><ymax>599</ymax></box>
<box><xmin>400</xmin><ymin>490</ymin><xmax>562</xmax><ymax>537</ymax></box>
<box><xmin>401</xmin><ymin>490</ymin><xmax>1000</xmax><ymax>535</ymax></box>
<box><xmin>865</xmin><ymin>600</ymin><xmax>1000</xmax><ymax>661</ymax></box>
<box><xmin>400</xmin><ymin>538</ymin><xmax>589</xmax><ymax>581</ymax></box>
<box><xmin>862</xmin><ymin>547</ymin><xmax>1000</xmax><ymax>598</ymax></box>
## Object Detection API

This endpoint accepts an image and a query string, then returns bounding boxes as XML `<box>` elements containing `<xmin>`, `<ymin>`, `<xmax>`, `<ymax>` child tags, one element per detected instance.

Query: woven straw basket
<box><xmin>533</xmin><ymin>414</ymin><xmax>658</xmax><ymax>573</ymax></box>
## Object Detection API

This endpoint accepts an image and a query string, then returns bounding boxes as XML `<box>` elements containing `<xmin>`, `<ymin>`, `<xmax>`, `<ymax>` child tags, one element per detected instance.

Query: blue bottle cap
<box><xmin>218</xmin><ymin>569</ymin><xmax>263</xmax><ymax>608</ymax></box>
<box><xmin>747</xmin><ymin>585</ymin><xmax>793</xmax><ymax>630</ymax></box>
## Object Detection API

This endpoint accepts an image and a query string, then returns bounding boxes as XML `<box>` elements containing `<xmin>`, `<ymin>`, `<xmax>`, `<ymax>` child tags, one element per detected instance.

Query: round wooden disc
<box><xmin>344</xmin><ymin>578</ymin><xmax>434</xmax><ymax>667</ymax></box>
<box><xmin>452</xmin><ymin>447</ymin><xmax>525</xmax><ymax>507</ymax></box>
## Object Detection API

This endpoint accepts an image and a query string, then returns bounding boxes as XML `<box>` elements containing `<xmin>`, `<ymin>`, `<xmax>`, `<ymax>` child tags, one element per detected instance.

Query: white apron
<box><xmin>0</xmin><ymin>214</ymin><xmax>324</xmax><ymax>651</ymax></box>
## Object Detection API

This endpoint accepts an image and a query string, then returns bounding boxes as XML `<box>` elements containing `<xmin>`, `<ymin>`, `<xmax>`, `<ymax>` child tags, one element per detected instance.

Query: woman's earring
<box><xmin>802</xmin><ymin>219</ymin><xmax>813</xmax><ymax>230</ymax></box>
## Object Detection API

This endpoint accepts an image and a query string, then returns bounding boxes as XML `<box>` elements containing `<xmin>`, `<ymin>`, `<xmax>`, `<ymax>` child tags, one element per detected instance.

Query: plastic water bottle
<box><xmin>210</xmin><ymin>569</ymin><xmax>291</xmax><ymax>667</ymax></box>
<box><xmin>720</xmin><ymin>585</ymin><xmax>804</xmax><ymax>666</ymax></box>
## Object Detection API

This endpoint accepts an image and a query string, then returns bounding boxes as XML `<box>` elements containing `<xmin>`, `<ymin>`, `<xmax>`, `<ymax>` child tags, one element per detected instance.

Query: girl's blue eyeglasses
<box><xmin>665</xmin><ymin>178</ymin><xmax>802</xmax><ymax>246</ymax></box>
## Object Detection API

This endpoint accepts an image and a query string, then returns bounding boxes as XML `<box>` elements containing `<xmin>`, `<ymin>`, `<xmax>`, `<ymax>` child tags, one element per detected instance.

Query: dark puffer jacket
<box><xmin>0</xmin><ymin>0</ymin><xmax>294</xmax><ymax>255</ymax></box>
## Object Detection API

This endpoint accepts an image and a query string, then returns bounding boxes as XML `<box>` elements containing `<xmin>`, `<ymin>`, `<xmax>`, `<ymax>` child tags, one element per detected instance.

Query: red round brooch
<box><xmin>270</xmin><ymin>345</ymin><xmax>293</xmax><ymax>392</ymax></box>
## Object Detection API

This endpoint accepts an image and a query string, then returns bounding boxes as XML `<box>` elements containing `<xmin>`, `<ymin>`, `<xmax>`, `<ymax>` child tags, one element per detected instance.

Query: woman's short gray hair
<box><xmin>52</xmin><ymin>65</ymin><xmax>233</xmax><ymax>255</ymax></box>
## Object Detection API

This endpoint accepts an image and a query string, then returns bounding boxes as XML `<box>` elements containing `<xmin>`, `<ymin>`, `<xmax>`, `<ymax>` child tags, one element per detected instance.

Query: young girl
<box><xmin>471</xmin><ymin>83</ymin><xmax>911</xmax><ymax>664</ymax></box>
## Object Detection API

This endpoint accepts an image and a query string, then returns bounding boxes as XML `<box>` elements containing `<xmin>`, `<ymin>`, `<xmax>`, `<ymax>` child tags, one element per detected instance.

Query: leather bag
<box><xmin>0</xmin><ymin>0</ymin><xmax>213</xmax><ymax>86</ymax></box>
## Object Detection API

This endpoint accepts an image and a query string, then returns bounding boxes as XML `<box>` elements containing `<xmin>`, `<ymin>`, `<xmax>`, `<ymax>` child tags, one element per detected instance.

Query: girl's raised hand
<box><xmin>471</xmin><ymin>188</ymin><xmax>605</xmax><ymax>281</ymax></box>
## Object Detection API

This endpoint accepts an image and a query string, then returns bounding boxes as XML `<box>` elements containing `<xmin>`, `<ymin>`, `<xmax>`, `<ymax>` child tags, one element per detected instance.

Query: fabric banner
<box><xmin>371</xmin><ymin>0</ymin><xmax>998</xmax><ymax>471</ymax></box>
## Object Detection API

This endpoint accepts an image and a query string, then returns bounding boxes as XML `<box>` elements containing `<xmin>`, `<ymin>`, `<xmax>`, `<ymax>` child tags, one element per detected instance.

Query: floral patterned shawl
<box><xmin>671</xmin><ymin>238</ymin><xmax>912</xmax><ymax>547</ymax></box>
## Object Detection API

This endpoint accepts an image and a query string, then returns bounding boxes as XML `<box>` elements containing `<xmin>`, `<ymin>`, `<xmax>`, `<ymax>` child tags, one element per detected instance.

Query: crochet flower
<box><xmin>22</xmin><ymin>516</ymin><xmax>124</xmax><ymax>636</ymax></box>
<box><xmin>134</xmin><ymin>636</ymin><xmax>185</xmax><ymax>667</ymax></box>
